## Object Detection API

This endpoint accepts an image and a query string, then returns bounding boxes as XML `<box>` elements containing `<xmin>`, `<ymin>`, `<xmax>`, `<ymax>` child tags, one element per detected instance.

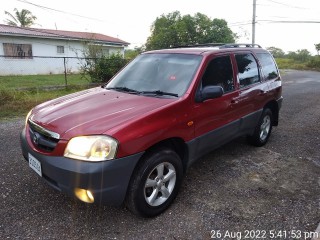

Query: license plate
<box><xmin>28</xmin><ymin>153</ymin><xmax>42</xmax><ymax>177</ymax></box>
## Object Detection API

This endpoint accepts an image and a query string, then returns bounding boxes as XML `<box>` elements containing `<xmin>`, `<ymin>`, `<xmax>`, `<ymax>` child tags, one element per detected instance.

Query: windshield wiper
<box><xmin>105</xmin><ymin>87</ymin><xmax>178</xmax><ymax>97</ymax></box>
<box><xmin>105</xmin><ymin>86</ymin><xmax>141</xmax><ymax>94</ymax></box>
<box><xmin>141</xmin><ymin>90</ymin><xmax>178</xmax><ymax>97</ymax></box>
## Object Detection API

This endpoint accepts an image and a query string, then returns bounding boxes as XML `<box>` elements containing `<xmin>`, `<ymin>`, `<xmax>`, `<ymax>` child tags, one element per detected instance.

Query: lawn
<box><xmin>0</xmin><ymin>74</ymin><xmax>96</xmax><ymax>120</ymax></box>
<box><xmin>0</xmin><ymin>86</ymin><xmax>92</xmax><ymax>120</ymax></box>
<box><xmin>0</xmin><ymin>73</ymin><xmax>90</xmax><ymax>89</ymax></box>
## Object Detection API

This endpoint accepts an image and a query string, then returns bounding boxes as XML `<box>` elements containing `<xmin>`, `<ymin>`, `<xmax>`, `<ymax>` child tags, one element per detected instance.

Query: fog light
<box><xmin>74</xmin><ymin>188</ymin><xmax>94</xmax><ymax>203</ymax></box>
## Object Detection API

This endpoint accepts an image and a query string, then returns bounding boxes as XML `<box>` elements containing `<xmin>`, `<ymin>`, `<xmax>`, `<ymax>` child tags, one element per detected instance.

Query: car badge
<box><xmin>33</xmin><ymin>133</ymin><xmax>39</xmax><ymax>145</ymax></box>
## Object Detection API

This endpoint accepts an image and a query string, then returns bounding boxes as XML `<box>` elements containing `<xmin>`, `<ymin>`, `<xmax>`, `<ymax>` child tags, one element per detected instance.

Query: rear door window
<box><xmin>235</xmin><ymin>53</ymin><xmax>260</xmax><ymax>88</ymax></box>
<box><xmin>256</xmin><ymin>53</ymin><xmax>279</xmax><ymax>80</ymax></box>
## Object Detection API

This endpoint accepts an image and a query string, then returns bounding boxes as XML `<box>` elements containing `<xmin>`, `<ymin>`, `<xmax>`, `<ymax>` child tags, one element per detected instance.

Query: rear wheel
<box><xmin>125</xmin><ymin>148</ymin><xmax>183</xmax><ymax>217</ymax></box>
<box><xmin>248</xmin><ymin>108</ymin><xmax>273</xmax><ymax>147</ymax></box>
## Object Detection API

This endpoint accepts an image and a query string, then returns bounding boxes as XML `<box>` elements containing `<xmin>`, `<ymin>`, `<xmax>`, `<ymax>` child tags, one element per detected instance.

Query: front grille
<box><xmin>28</xmin><ymin>119</ymin><xmax>60</xmax><ymax>152</ymax></box>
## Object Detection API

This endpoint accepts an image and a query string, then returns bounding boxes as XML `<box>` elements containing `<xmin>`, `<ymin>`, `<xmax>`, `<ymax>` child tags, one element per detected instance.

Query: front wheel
<box><xmin>247</xmin><ymin>108</ymin><xmax>273</xmax><ymax>147</ymax></box>
<box><xmin>125</xmin><ymin>148</ymin><xmax>183</xmax><ymax>217</ymax></box>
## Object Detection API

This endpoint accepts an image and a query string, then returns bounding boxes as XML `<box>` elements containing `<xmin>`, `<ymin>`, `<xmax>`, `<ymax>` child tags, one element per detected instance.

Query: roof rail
<box><xmin>171</xmin><ymin>43</ymin><xmax>262</xmax><ymax>49</ymax></box>
<box><xmin>171</xmin><ymin>43</ymin><xmax>226</xmax><ymax>48</ymax></box>
<box><xmin>219</xmin><ymin>43</ymin><xmax>262</xmax><ymax>48</ymax></box>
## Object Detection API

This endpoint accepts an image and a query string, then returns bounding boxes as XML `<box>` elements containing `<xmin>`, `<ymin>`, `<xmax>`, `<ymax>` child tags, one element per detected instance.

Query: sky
<box><xmin>1</xmin><ymin>0</ymin><xmax>320</xmax><ymax>54</ymax></box>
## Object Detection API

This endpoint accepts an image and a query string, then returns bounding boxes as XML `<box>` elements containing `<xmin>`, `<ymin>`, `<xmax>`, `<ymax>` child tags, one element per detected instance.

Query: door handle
<box><xmin>259</xmin><ymin>90</ymin><xmax>268</xmax><ymax>95</ymax></box>
<box><xmin>231</xmin><ymin>99</ymin><xmax>239</xmax><ymax>104</ymax></box>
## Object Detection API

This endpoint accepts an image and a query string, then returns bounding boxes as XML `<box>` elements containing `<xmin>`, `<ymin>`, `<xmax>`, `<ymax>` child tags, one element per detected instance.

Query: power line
<box><xmin>265</xmin><ymin>16</ymin><xmax>290</xmax><ymax>19</ymax></box>
<box><xmin>229</xmin><ymin>19</ymin><xmax>320</xmax><ymax>28</ymax></box>
<box><xmin>259</xmin><ymin>20</ymin><xmax>320</xmax><ymax>24</ymax></box>
<box><xmin>15</xmin><ymin>0</ymin><xmax>136</xmax><ymax>41</ymax></box>
<box><xmin>17</xmin><ymin>0</ymin><xmax>103</xmax><ymax>22</ymax></box>
<box><xmin>229</xmin><ymin>22</ymin><xmax>252</xmax><ymax>27</ymax></box>
<box><xmin>263</xmin><ymin>0</ymin><xmax>308</xmax><ymax>9</ymax></box>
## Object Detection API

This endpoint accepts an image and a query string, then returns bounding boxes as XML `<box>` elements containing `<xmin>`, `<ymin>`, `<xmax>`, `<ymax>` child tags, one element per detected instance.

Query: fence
<box><xmin>0</xmin><ymin>55</ymin><xmax>128</xmax><ymax>89</ymax></box>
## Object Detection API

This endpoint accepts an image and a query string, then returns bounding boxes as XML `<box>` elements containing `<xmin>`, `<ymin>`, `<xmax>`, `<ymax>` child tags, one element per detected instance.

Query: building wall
<box><xmin>0</xmin><ymin>35</ymin><xmax>125</xmax><ymax>75</ymax></box>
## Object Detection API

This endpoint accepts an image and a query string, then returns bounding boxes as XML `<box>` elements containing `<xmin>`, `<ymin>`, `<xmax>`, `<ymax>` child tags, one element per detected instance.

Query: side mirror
<box><xmin>197</xmin><ymin>86</ymin><xmax>224</xmax><ymax>102</ymax></box>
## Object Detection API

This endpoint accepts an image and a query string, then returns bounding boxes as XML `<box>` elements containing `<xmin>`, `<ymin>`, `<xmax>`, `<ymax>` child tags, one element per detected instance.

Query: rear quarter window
<box><xmin>256</xmin><ymin>53</ymin><xmax>279</xmax><ymax>80</ymax></box>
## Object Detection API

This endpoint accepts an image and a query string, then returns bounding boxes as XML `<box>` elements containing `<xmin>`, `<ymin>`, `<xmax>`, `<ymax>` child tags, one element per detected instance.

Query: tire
<box><xmin>125</xmin><ymin>148</ymin><xmax>183</xmax><ymax>217</ymax></box>
<box><xmin>247</xmin><ymin>108</ymin><xmax>273</xmax><ymax>147</ymax></box>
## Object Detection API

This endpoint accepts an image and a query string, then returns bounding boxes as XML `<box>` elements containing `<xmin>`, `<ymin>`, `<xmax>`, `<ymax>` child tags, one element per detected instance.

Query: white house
<box><xmin>0</xmin><ymin>24</ymin><xmax>129</xmax><ymax>75</ymax></box>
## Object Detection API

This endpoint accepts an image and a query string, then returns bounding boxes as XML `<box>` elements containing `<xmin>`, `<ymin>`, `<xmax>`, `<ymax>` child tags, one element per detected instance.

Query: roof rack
<box><xmin>171</xmin><ymin>43</ymin><xmax>225</xmax><ymax>48</ymax></box>
<box><xmin>219</xmin><ymin>43</ymin><xmax>262</xmax><ymax>48</ymax></box>
<box><xmin>171</xmin><ymin>43</ymin><xmax>262</xmax><ymax>49</ymax></box>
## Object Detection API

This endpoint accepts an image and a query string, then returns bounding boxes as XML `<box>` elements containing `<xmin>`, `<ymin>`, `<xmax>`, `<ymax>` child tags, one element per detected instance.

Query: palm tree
<box><xmin>4</xmin><ymin>8</ymin><xmax>37</xmax><ymax>27</ymax></box>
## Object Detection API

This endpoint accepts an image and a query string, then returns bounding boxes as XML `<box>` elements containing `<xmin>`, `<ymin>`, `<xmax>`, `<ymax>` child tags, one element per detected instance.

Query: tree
<box><xmin>287</xmin><ymin>49</ymin><xmax>311</xmax><ymax>62</ymax></box>
<box><xmin>125</xmin><ymin>46</ymin><xmax>145</xmax><ymax>59</ymax></box>
<box><xmin>295</xmin><ymin>49</ymin><xmax>311</xmax><ymax>62</ymax></box>
<box><xmin>145</xmin><ymin>11</ymin><xmax>236</xmax><ymax>50</ymax></box>
<box><xmin>286</xmin><ymin>51</ymin><xmax>296</xmax><ymax>59</ymax></box>
<box><xmin>4</xmin><ymin>8</ymin><xmax>37</xmax><ymax>27</ymax></box>
<box><xmin>266</xmin><ymin>46</ymin><xmax>285</xmax><ymax>58</ymax></box>
<box><xmin>315</xmin><ymin>43</ymin><xmax>320</xmax><ymax>55</ymax></box>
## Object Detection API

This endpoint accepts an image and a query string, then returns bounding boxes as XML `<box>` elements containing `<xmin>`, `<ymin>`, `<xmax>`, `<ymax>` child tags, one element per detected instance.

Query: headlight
<box><xmin>64</xmin><ymin>135</ymin><xmax>118</xmax><ymax>161</ymax></box>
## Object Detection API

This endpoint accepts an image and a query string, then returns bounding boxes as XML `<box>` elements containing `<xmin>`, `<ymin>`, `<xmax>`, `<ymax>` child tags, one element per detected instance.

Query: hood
<box><xmin>30</xmin><ymin>87</ymin><xmax>176</xmax><ymax>139</ymax></box>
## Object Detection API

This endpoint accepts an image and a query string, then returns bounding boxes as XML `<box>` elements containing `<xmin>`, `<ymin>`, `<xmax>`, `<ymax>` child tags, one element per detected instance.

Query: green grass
<box><xmin>0</xmin><ymin>73</ymin><xmax>98</xmax><ymax>120</ymax></box>
<box><xmin>0</xmin><ymin>74</ymin><xmax>90</xmax><ymax>89</ymax></box>
<box><xmin>275</xmin><ymin>58</ymin><xmax>307</xmax><ymax>70</ymax></box>
<box><xmin>0</xmin><ymin>86</ymin><xmax>91</xmax><ymax>120</ymax></box>
<box><xmin>275</xmin><ymin>57</ymin><xmax>320</xmax><ymax>71</ymax></box>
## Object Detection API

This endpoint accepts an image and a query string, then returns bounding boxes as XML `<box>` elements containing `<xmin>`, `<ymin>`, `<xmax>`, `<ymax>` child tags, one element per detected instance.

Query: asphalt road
<box><xmin>1</xmin><ymin>70</ymin><xmax>319</xmax><ymax>240</ymax></box>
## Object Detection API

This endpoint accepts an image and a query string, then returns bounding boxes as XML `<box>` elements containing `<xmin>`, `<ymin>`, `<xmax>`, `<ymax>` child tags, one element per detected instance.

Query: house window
<box><xmin>3</xmin><ymin>43</ymin><xmax>33</xmax><ymax>59</ymax></box>
<box><xmin>102</xmin><ymin>48</ymin><xmax>109</xmax><ymax>57</ymax></box>
<box><xmin>57</xmin><ymin>46</ymin><xmax>64</xmax><ymax>54</ymax></box>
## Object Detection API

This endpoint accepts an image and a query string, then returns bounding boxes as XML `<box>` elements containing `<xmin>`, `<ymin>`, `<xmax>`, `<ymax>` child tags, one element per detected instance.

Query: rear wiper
<box><xmin>141</xmin><ymin>90</ymin><xmax>179</xmax><ymax>97</ymax></box>
<box><xmin>105</xmin><ymin>86</ymin><xmax>141</xmax><ymax>94</ymax></box>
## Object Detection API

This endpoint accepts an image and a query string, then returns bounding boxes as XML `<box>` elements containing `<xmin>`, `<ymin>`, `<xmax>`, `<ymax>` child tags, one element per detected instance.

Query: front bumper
<box><xmin>20</xmin><ymin>128</ymin><xmax>143</xmax><ymax>206</ymax></box>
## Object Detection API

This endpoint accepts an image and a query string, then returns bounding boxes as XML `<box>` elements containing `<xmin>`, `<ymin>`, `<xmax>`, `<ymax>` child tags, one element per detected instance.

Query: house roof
<box><xmin>0</xmin><ymin>24</ymin><xmax>129</xmax><ymax>46</ymax></box>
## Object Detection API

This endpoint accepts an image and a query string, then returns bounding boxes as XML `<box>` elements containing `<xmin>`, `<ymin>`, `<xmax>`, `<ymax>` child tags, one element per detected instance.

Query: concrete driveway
<box><xmin>0</xmin><ymin>70</ymin><xmax>319</xmax><ymax>239</ymax></box>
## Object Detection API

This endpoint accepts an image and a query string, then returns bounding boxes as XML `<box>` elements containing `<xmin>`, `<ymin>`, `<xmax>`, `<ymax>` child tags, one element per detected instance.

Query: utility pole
<box><xmin>252</xmin><ymin>0</ymin><xmax>257</xmax><ymax>44</ymax></box>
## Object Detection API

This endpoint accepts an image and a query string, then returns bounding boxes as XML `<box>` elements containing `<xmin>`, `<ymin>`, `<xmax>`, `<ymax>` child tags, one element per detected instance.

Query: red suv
<box><xmin>21</xmin><ymin>43</ymin><xmax>283</xmax><ymax>217</ymax></box>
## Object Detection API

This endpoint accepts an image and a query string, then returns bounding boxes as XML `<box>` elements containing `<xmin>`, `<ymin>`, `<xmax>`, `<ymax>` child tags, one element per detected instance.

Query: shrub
<box><xmin>95</xmin><ymin>53</ymin><xmax>129</xmax><ymax>82</ymax></box>
<box><xmin>306</xmin><ymin>56</ymin><xmax>320</xmax><ymax>70</ymax></box>
<box><xmin>80</xmin><ymin>53</ymin><xmax>129</xmax><ymax>83</ymax></box>
<box><xmin>275</xmin><ymin>58</ymin><xmax>306</xmax><ymax>70</ymax></box>
<box><xmin>275</xmin><ymin>57</ymin><xmax>320</xmax><ymax>71</ymax></box>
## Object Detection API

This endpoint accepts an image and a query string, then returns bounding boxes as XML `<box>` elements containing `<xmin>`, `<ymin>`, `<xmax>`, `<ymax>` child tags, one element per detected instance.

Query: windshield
<box><xmin>106</xmin><ymin>53</ymin><xmax>202</xmax><ymax>97</ymax></box>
